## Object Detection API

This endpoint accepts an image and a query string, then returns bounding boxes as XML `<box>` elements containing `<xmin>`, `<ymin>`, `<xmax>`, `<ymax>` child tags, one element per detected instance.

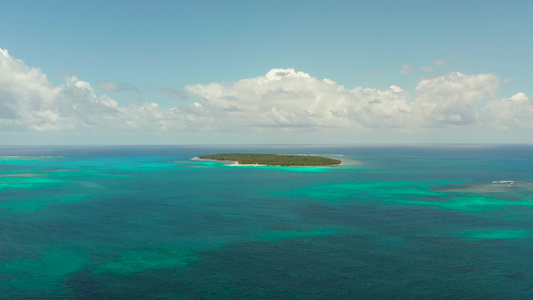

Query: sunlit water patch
<box><xmin>283</xmin><ymin>179</ymin><xmax>533</xmax><ymax>213</ymax></box>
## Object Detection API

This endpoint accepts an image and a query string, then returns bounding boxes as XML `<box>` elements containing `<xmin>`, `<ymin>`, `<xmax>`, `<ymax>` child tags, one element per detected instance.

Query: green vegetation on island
<box><xmin>198</xmin><ymin>153</ymin><xmax>341</xmax><ymax>166</ymax></box>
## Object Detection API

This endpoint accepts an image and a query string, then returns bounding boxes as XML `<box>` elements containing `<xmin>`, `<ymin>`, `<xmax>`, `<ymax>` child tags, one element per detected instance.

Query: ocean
<box><xmin>1</xmin><ymin>145</ymin><xmax>533</xmax><ymax>299</ymax></box>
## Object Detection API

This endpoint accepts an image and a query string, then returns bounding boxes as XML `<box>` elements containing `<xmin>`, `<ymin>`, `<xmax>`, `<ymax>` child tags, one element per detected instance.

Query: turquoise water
<box><xmin>1</xmin><ymin>145</ymin><xmax>533</xmax><ymax>299</ymax></box>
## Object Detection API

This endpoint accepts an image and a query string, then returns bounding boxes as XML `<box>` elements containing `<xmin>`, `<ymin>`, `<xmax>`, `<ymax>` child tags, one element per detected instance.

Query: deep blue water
<box><xmin>1</xmin><ymin>145</ymin><xmax>533</xmax><ymax>299</ymax></box>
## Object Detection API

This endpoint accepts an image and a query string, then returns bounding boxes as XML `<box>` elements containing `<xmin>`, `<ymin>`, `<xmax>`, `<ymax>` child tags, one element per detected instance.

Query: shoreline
<box><xmin>192</xmin><ymin>157</ymin><xmax>342</xmax><ymax>167</ymax></box>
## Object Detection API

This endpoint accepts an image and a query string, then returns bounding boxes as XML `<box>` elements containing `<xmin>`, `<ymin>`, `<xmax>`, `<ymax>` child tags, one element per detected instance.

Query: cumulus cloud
<box><xmin>0</xmin><ymin>48</ymin><xmax>61</xmax><ymax>131</ymax></box>
<box><xmin>412</xmin><ymin>72</ymin><xmax>499</xmax><ymax>126</ymax></box>
<box><xmin>0</xmin><ymin>48</ymin><xmax>160</xmax><ymax>132</ymax></box>
<box><xmin>185</xmin><ymin>69</ymin><xmax>505</xmax><ymax>130</ymax></box>
<box><xmin>185</xmin><ymin>68</ymin><xmax>412</xmax><ymax>130</ymax></box>
<box><xmin>434</xmin><ymin>59</ymin><xmax>447</xmax><ymax>65</ymax></box>
<box><xmin>0</xmin><ymin>48</ymin><xmax>530</xmax><ymax>142</ymax></box>
<box><xmin>483</xmin><ymin>92</ymin><xmax>533</xmax><ymax>129</ymax></box>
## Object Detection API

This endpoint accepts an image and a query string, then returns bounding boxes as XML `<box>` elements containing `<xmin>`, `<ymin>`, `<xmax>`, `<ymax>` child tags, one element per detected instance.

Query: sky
<box><xmin>1</xmin><ymin>0</ymin><xmax>532</xmax><ymax>145</ymax></box>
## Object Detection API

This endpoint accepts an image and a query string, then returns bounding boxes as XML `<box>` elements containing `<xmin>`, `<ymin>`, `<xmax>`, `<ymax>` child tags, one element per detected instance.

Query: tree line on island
<box><xmin>198</xmin><ymin>153</ymin><xmax>341</xmax><ymax>166</ymax></box>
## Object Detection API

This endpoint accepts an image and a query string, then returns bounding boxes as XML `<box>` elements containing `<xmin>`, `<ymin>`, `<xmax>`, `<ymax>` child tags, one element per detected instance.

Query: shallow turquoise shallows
<box><xmin>1</xmin><ymin>145</ymin><xmax>533</xmax><ymax>299</ymax></box>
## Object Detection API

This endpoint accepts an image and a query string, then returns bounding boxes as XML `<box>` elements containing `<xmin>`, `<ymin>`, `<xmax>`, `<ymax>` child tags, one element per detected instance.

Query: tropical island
<box><xmin>198</xmin><ymin>153</ymin><xmax>342</xmax><ymax>166</ymax></box>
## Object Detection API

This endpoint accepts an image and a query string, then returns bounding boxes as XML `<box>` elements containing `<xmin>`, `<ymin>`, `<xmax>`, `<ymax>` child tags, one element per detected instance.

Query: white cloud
<box><xmin>0</xmin><ymin>48</ymin><xmax>150</xmax><ymax>132</ymax></box>
<box><xmin>434</xmin><ymin>59</ymin><xmax>447</xmax><ymax>65</ymax></box>
<box><xmin>185</xmin><ymin>68</ymin><xmax>412</xmax><ymax>130</ymax></box>
<box><xmin>0</xmin><ymin>48</ymin><xmax>530</xmax><ymax>143</ymax></box>
<box><xmin>0</xmin><ymin>48</ymin><xmax>59</xmax><ymax>131</ymax></box>
<box><xmin>420</xmin><ymin>66</ymin><xmax>434</xmax><ymax>72</ymax></box>
<box><xmin>483</xmin><ymin>92</ymin><xmax>533</xmax><ymax>129</ymax></box>
<box><xmin>184</xmin><ymin>70</ymin><xmax>503</xmax><ymax>130</ymax></box>
<box><xmin>412</xmin><ymin>72</ymin><xmax>499</xmax><ymax>126</ymax></box>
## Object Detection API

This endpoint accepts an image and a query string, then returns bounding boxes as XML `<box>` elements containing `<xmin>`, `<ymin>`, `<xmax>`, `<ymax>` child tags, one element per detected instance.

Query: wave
<box><xmin>492</xmin><ymin>180</ymin><xmax>516</xmax><ymax>185</ymax></box>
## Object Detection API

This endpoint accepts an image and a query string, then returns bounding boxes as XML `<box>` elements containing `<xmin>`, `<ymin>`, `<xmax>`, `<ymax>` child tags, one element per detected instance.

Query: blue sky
<box><xmin>1</xmin><ymin>0</ymin><xmax>532</xmax><ymax>144</ymax></box>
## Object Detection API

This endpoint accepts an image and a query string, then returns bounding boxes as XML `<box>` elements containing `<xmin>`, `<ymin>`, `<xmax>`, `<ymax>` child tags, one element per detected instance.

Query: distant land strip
<box><xmin>198</xmin><ymin>153</ymin><xmax>342</xmax><ymax>166</ymax></box>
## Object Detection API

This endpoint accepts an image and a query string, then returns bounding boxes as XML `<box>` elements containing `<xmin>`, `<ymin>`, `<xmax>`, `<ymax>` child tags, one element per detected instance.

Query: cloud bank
<box><xmin>1</xmin><ymin>48</ymin><xmax>532</xmax><ymax>143</ymax></box>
